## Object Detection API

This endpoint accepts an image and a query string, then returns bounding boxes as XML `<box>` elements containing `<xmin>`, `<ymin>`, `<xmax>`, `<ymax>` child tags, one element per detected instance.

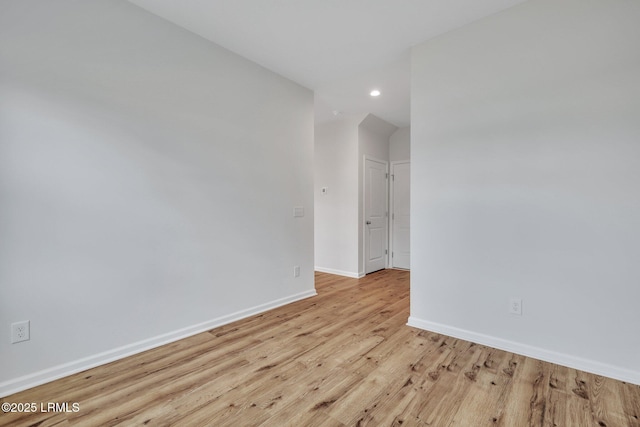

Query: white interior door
<box><xmin>364</xmin><ymin>158</ymin><xmax>388</xmax><ymax>274</ymax></box>
<box><xmin>391</xmin><ymin>162</ymin><xmax>410</xmax><ymax>269</ymax></box>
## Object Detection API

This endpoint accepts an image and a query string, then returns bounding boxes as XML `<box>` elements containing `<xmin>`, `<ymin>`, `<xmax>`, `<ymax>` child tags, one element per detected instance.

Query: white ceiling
<box><xmin>128</xmin><ymin>0</ymin><xmax>527</xmax><ymax>128</ymax></box>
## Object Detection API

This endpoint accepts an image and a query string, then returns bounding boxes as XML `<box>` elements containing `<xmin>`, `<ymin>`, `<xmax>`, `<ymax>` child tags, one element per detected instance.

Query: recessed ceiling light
<box><xmin>370</xmin><ymin>89</ymin><xmax>381</xmax><ymax>97</ymax></box>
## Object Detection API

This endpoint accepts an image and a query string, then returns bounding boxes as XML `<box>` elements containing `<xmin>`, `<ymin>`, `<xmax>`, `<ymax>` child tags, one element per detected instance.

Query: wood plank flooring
<box><xmin>1</xmin><ymin>270</ymin><xmax>639</xmax><ymax>426</ymax></box>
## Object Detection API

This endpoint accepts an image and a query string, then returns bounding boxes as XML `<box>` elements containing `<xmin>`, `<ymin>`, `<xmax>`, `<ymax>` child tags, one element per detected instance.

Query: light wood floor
<box><xmin>2</xmin><ymin>270</ymin><xmax>639</xmax><ymax>426</ymax></box>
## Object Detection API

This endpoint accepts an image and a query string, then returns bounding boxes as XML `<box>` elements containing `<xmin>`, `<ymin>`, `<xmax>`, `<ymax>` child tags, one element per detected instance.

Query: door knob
<box><xmin>366</xmin><ymin>220</ymin><xmax>372</xmax><ymax>225</ymax></box>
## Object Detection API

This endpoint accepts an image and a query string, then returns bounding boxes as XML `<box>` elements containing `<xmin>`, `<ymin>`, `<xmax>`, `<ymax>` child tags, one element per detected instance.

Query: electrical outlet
<box><xmin>11</xmin><ymin>320</ymin><xmax>30</xmax><ymax>343</ymax></box>
<box><xmin>509</xmin><ymin>298</ymin><xmax>522</xmax><ymax>316</ymax></box>
<box><xmin>293</xmin><ymin>266</ymin><xmax>300</xmax><ymax>277</ymax></box>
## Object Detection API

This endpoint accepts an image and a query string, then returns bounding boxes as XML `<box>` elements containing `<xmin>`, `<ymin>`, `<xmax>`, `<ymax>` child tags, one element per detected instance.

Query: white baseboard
<box><xmin>0</xmin><ymin>289</ymin><xmax>317</xmax><ymax>398</ymax></box>
<box><xmin>314</xmin><ymin>266</ymin><xmax>364</xmax><ymax>278</ymax></box>
<box><xmin>407</xmin><ymin>316</ymin><xmax>640</xmax><ymax>386</ymax></box>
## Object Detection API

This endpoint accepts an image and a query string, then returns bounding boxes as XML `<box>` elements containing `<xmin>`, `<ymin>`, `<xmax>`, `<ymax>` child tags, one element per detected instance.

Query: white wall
<box><xmin>410</xmin><ymin>0</ymin><xmax>640</xmax><ymax>384</ymax></box>
<box><xmin>359</xmin><ymin>115</ymin><xmax>396</xmax><ymax>162</ymax></box>
<box><xmin>390</xmin><ymin>127</ymin><xmax>410</xmax><ymax>162</ymax></box>
<box><xmin>314</xmin><ymin>116</ymin><xmax>363</xmax><ymax>277</ymax></box>
<box><xmin>0</xmin><ymin>0</ymin><xmax>315</xmax><ymax>396</ymax></box>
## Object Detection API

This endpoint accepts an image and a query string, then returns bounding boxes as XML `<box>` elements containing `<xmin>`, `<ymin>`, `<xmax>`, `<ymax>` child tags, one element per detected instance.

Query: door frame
<box><xmin>390</xmin><ymin>160</ymin><xmax>410</xmax><ymax>269</ymax></box>
<box><xmin>362</xmin><ymin>155</ymin><xmax>389</xmax><ymax>274</ymax></box>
